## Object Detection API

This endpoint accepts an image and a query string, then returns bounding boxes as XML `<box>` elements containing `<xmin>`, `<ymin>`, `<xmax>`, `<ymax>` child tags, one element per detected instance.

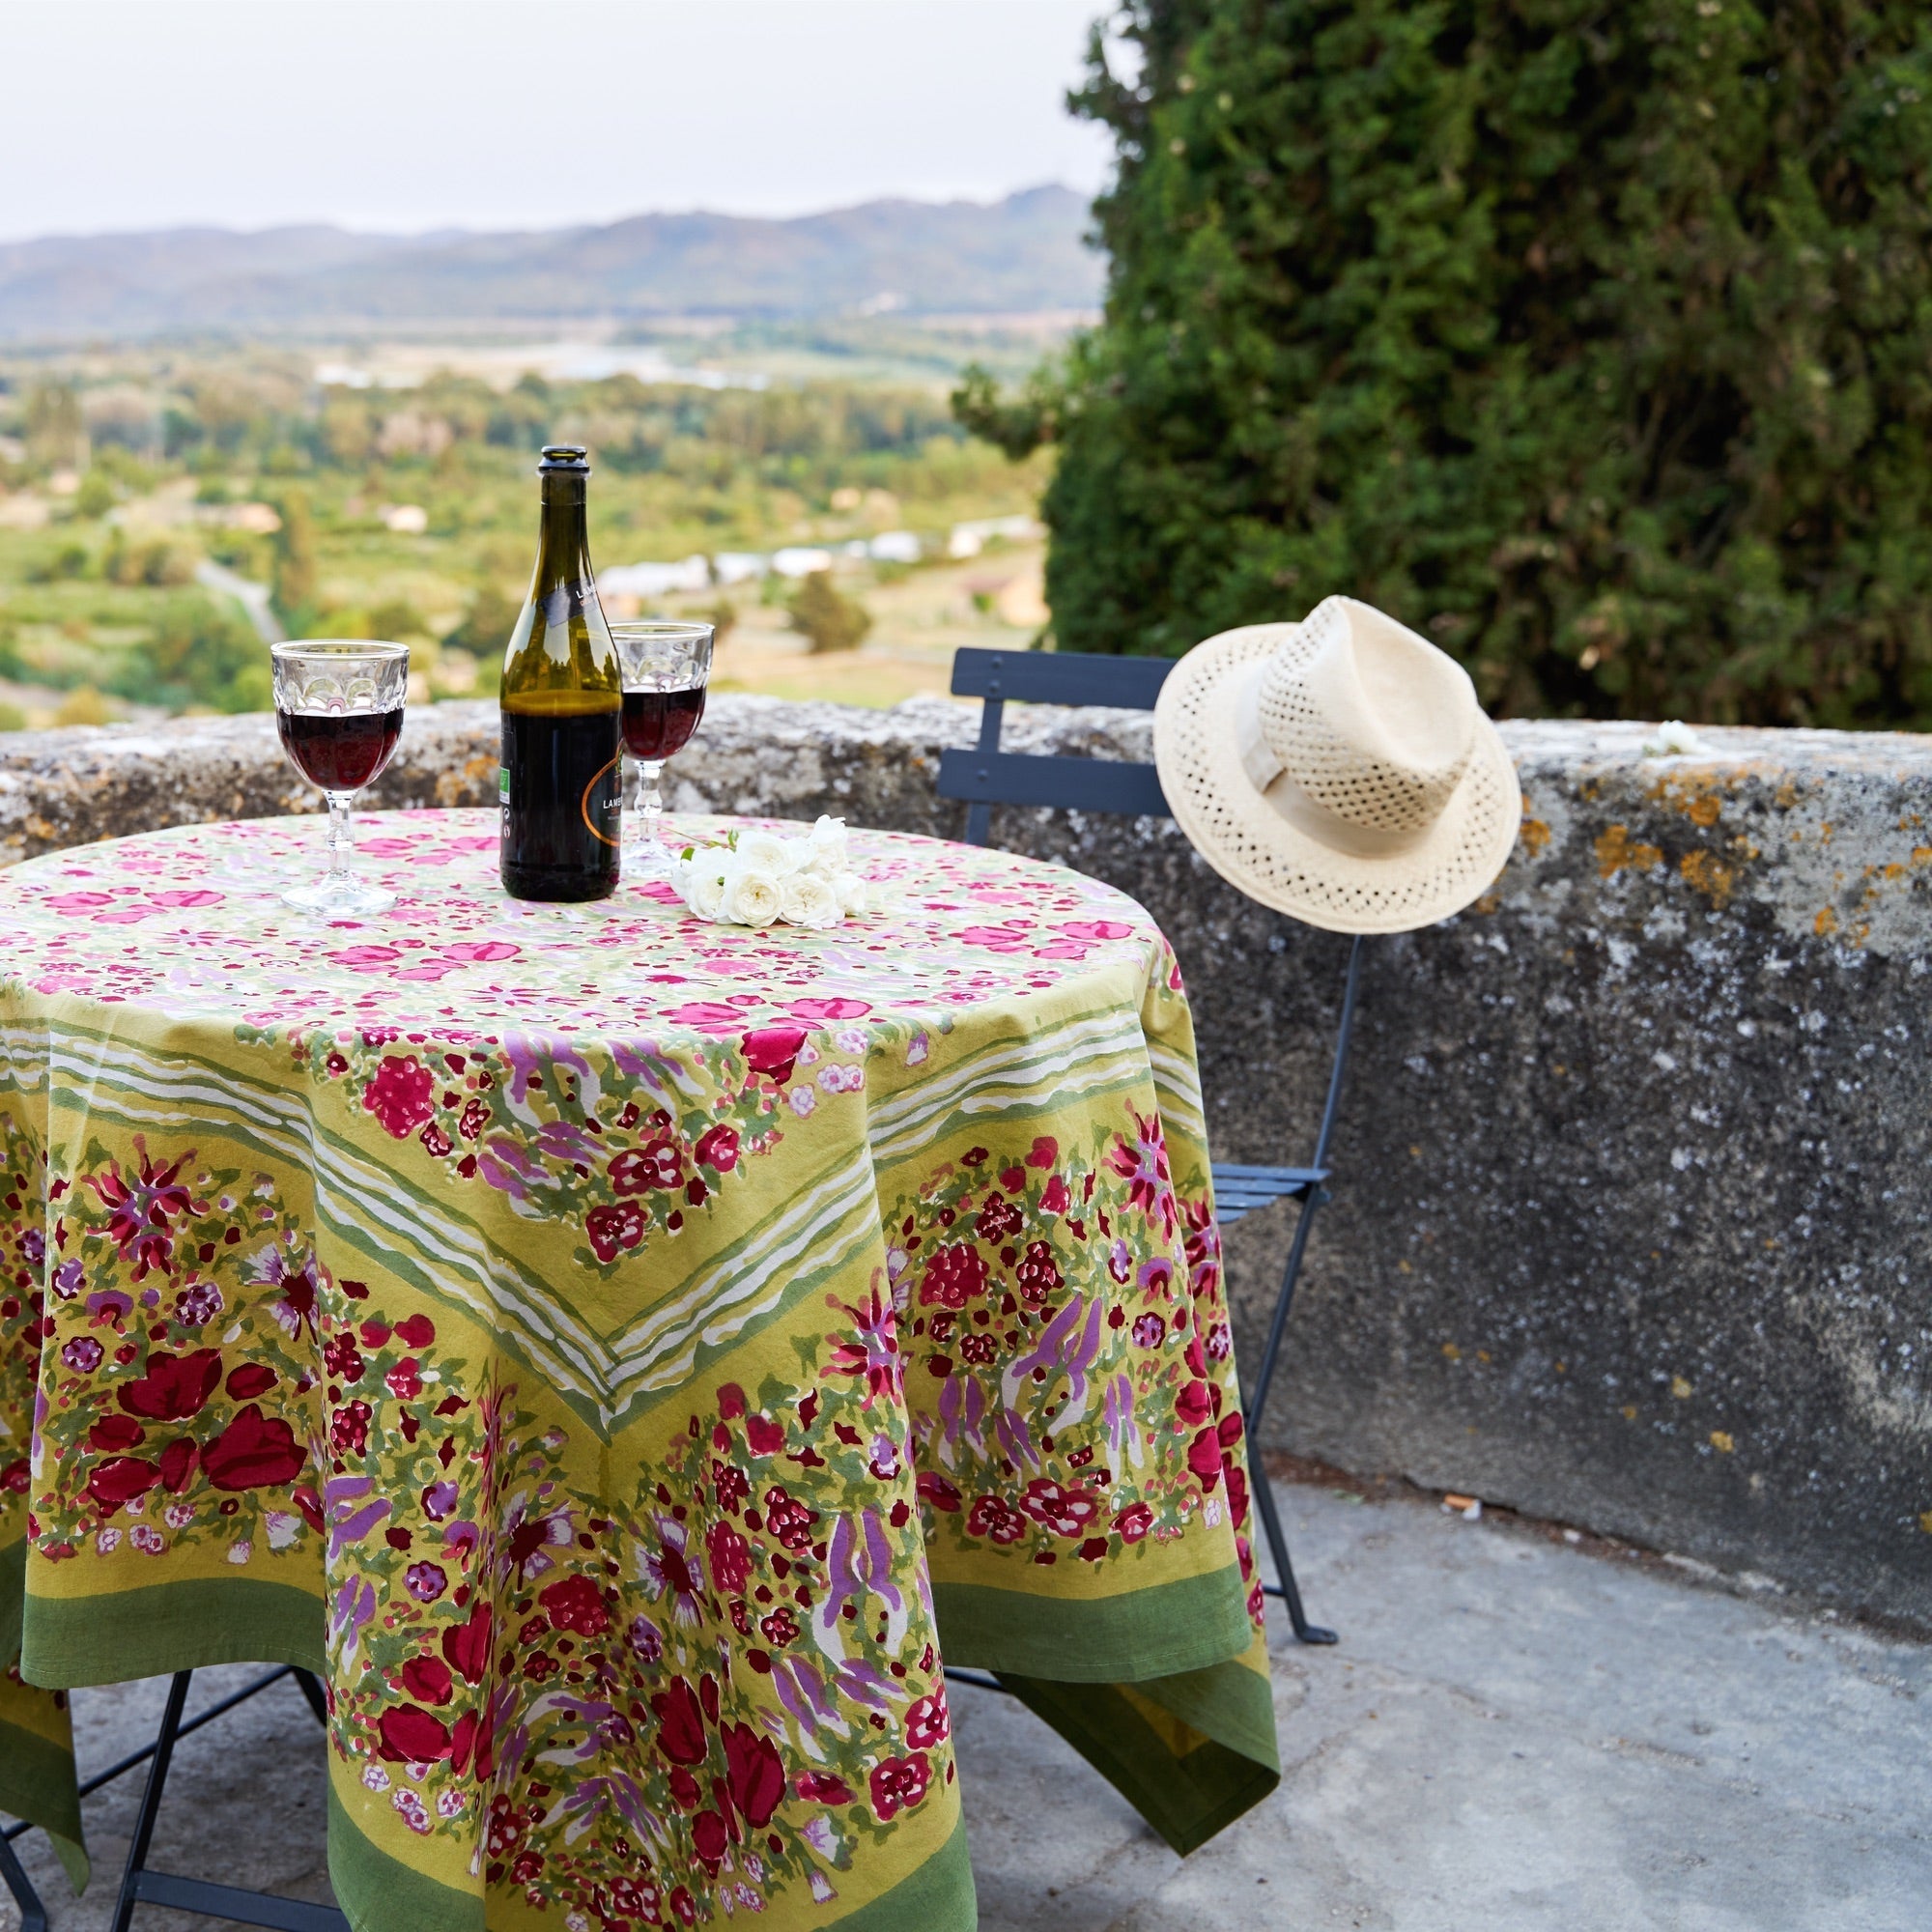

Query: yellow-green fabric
<box><xmin>0</xmin><ymin>810</ymin><xmax>1276</xmax><ymax>1928</ymax></box>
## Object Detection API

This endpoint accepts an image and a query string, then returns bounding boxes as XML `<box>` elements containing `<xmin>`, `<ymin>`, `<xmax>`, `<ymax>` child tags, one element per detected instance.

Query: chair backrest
<box><xmin>935</xmin><ymin>646</ymin><xmax>1175</xmax><ymax>846</ymax></box>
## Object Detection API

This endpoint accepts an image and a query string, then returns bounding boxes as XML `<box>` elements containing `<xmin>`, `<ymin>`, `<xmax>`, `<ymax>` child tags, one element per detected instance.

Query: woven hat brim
<box><xmin>1152</xmin><ymin>625</ymin><xmax>1523</xmax><ymax>934</ymax></box>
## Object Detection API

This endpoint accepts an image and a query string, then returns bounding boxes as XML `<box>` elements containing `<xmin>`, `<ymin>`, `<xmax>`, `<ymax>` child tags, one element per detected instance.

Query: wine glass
<box><xmin>270</xmin><ymin>639</ymin><xmax>410</xmax><ymax>914</ymax></box>
<box><xmin>612</xmin><ymin>620</ymin><xmax>714</xmax><ymax>873</ymax></box>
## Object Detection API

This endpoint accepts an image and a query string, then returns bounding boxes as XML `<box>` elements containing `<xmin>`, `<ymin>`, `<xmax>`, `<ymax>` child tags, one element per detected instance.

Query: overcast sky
<box><xmin>0</xmin><ymin>0</ymin><xmax>1116</xmax><ymax>242</ymax></box>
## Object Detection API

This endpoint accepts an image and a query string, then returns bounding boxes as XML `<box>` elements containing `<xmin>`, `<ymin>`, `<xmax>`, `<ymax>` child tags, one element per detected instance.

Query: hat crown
<box><xmin>1253</xmin><ymin>598</ymin><xmax>1476</xmax><ymax>838</ymax></box>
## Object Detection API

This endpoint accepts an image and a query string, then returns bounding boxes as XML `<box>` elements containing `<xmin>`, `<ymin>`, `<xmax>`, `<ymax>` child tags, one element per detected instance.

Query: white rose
<box><xmin>679</xmin><ymin>862</ymin><xmax>729</xmax><ymax>921</ymax></box>
<box><xmin>736</xmin><ymin>829</ymin><xmax>799</xmax><ymax>876</ymax></box>
<box><xmin>834</xmin><ymin>871</ymin><xmax>868</xmax><ymax>915</ymax></box>
<box><xmin>724</xmin><ymin>866</ymin><xmax>782</xmax><ymax>926</ymax></box>
<box><xmin>799</xmin><ymin>814</ymin><xmax>848</xmax><ymax>876</ymax></box>
<box><xmin>780</xmin><ymin>871</ymin><xmax>841</xmax><ymax>929</ymax></box>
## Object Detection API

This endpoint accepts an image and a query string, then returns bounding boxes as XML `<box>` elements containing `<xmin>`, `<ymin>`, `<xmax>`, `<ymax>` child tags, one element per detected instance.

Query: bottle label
<box><xmin>498</xmin><ymin>765</ymin><xmax>510</xmax><ymax>803</ymax></box>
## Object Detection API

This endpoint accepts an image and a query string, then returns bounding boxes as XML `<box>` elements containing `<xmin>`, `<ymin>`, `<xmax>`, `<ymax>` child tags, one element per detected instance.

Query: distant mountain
<box><xmin>0</xmin><ymin>187</ymin><xmax>1099</xmax><ymax>341</ymax></box>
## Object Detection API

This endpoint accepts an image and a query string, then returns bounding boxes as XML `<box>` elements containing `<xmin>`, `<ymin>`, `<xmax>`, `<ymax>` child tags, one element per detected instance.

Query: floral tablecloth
<box><xmin>0</xmin><ymin>809</ymin><xmax>1277</xmax><ymax>1931</ymax></box>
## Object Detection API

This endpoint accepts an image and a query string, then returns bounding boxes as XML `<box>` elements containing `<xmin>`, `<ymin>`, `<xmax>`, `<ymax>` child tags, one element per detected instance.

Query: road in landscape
<box><xmin>193</xmin><ymin>559</ymin><xmax>283</xmax><ymax>645</ymax></box>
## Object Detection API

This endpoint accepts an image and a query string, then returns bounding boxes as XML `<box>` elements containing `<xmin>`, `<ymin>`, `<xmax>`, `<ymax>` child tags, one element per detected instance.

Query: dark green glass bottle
<box><xmin>499</xmin><ymin>445</ymin><xmax>622</xmax><ymax>901</ymax></box>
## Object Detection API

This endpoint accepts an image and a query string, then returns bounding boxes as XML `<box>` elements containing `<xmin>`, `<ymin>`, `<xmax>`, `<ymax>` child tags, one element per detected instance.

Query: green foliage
<box><xmin>0</xmin><ymin>702</ymin><xmax>27</xmax><ymax>733</ymax></box>
<box><xmin>950</xmin><ymin>365</ymin><xmax>1063</xmax><ymax>461</ymax></box>
<box><xmin>787</xmin><ymin>570</ymin><xmax>872</xmax><ymax>654</ymax></box>
<box><xmin>73</xmin><ymin>469</ymin><xmax>116</xmax><ymax>519</ymax></box>
<box><xmin>24</xmin><ymin>383</ymin><xmax>84</xmax><ymax>469</ymax></box>
<box><xmin>441</xmin><ymin>582</ymin><xmax>523</xmax><ymax>660</ymax></box>
<box><xmin>955</xmin><ymin>0</ymin><xmax>1932</xmax><ymax>726</ymax></box>
<box><xmin>53</xmin><ymin>685</ymin><xmax>113</xmax><ymax>728</ymax></box>
<box><xmin>101</xmin><ymin>529</ymin><xmax>196</xmax><ymax>587</ymax></box>
<box><xmin>25</xmin><ymin>542</ymin><xmax>90</xmax><ymax>583</ymax></box>
<box><xmin>107</xmin><ymin>591</ymin><xmax>267</xmax><ymax>714</ymax></box>
<box><xmin>271</xmin><ymin>489</ymin><xmax>318</xmax><ymax>624</ymax></box>
<box><xmin>368</xmin><ymin>597</ymin><xmax>430</xmax><ymax>641</ymax></box>
<box><xmin>229</xmin><ymin>662</ymin><xmax>275</xmax><ymax>713</ymax></box>
<box><xmin>463</xmin><ymin>650</ymin><xmax>501</xmax><ymax>698</ymax></box>
<box><xmin>206</xmin><ymin>532</ymin><xmax>269</xmax><ymax>573</ymax></box>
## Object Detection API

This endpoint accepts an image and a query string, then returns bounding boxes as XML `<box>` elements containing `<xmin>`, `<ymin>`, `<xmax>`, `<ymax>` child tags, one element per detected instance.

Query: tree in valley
<box><xmin>25</xmin><ymin>383</ymin><xmax>86</xmax><ymax>472</ymax></box>
<box><xmin>788</xmin><ymin>571</ymin><xmax>872</xmax><ymax>654</ymax></box>
<box><xmin>271</xmin><ymin>489</ymin><xmax>319</xmax><ymax>626</ymax></box>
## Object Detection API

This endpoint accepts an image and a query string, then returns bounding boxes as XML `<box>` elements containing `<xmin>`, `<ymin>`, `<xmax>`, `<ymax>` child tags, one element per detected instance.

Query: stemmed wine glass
<box><xmin>270</xmin><ymin>639</ymin><xmax>410</xmax><ymax>914</ymax></box>
<box><xmin>612</xmin><ymin>621</ymin><xmax>714</xmax><ymax>873</ymax></box>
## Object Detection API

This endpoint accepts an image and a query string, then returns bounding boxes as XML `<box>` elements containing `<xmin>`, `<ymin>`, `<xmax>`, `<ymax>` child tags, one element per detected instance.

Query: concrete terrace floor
<box><xmin>6</xmin><ymin>1471</ymin><xmax>1927</xmax><ymax>1932</ymax></box>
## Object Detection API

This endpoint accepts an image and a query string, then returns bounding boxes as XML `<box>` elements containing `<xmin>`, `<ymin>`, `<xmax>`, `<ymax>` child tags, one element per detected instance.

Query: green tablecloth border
<box><xmin>327</xmin><ymin>1782</ymin><xmax>977</xmax><ymax>1932</ymax></box>
<box><xmin>1127</xmin><ymin>1651</ymin><xmax>1283</xmax><ymax>1771</ymax></box>
<box><xmin>1</xmin><ymin>1536</ymin><xmax>89</xmax><ymax>1888</ymax></box>
<box><xmin>931</xmin><ymin>1564</ymin><xmax>1255</xmax><ymax>1683</ymax></box>
<box><xmin>327</xmin><ymin>1780</ymin><xmax>478</xmax><ymax>1932</ymax></box>
<box><xmin>996</xmin><ymin>1667</ymin><xmax>1280</xmax><ymax>1856</ymax></box>
<box><xmin>0</xmin><ymin>1709</ymin><xmax>90</xmax><ymax>1892</ymax></box>
<box><xmin>832</xmin><ymin>1812</ymin><xmax>976</xmax><ymax>1929</ymax></box>
<box><xmin>19</xmin><ymin>1563</ymin><xmax>1254</xmax><ymax>1694</ymax></box>
<box><xmin>21</xmin><ymin>1576</ymin><xmax>326</xmax><ymax>1690</ymax></box>
<box><xmin>1</xmin><ymin>1537</ymin><xmax>23</xmax><ymax>1665</ymax></box>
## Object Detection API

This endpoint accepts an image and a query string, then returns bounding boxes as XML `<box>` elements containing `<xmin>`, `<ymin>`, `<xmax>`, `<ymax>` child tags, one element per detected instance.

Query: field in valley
<box><xmin>0</xmin><ymin>318</ymin><xmax>1061</xmax><ymax>730</ymax></box>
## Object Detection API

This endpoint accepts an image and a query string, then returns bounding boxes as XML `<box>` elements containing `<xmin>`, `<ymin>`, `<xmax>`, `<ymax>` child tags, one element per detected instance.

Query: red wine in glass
<box><xmin>270</xmin><ymin>638</ymin><xmax>410</xmax><ymax>914</ymax></box>
<box><xmin>620</xmin><ymin>685</ymin><xmax>705</xmax><ymax>761</ymax></box>
<box><xmin>612</xmin><ymin>621</ymin><xmax>715</xmax><ymax>875</ymax></box>
<box><xmin>277</xmin><ymin>706</ymin><xmax>404</xmax><ymax>792</ymax></box>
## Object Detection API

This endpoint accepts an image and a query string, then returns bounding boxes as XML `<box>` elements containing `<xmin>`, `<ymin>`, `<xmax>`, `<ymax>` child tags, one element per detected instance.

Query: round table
<box><xmin>0</xmin><ymin>810</ymin><xmax>1276</xmax><ymax>1931</ymax></box>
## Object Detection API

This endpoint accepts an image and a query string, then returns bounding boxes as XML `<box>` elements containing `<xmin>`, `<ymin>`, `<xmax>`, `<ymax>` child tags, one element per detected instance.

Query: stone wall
<box><xmin>3</xmin><ymin>697</ymin><xmax>1927</xmax><ymax>1628</ymax></box>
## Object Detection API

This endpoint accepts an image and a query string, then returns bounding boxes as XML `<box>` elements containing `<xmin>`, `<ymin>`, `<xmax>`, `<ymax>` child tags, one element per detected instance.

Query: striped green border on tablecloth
<box><xmin>932</xmin><ymin>1565</ymin><xmax>1255</xmax><ymax>1682</ymax></box>
<box><xmin>0</xmin><ymin>1711</ymin><xmax>89</xmax><ymax>1890</ymax></box>
<box><xmin>934</xmin><ymin>1563</ymin><xmax>1280</xmax><ymax>1855</ymax></box>
<box><xmin>20</xmin><ymin>1575</ymin><xmax>326</xmax><ymax>1689</ymax></box>
<box><xmin>996</xmin><ymin>1666</ymin><xmax>1278</xmax><ymax>1855</ymax></box>
<box><xmin>832</xmin><ymin>1814</ymin><xmax>976</xmax><ymax>1929</ymax></box>
<box><xmin>0</xmin><ymin>1538</ymin><xmax>22</xmax><ymax>1667</ymax></box>
<box><xmin>0</xmin><ymin>1538</ymin><xmax>89</xmax><ymax>1891</ymax></box>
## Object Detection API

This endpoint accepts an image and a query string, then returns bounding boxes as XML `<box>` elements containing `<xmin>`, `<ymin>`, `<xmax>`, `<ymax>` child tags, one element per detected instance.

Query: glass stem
<box><xmin>327</xmin><ymin>790</ymin><xmax>356</xmax><ymax>887</ymax></box>
<box><xmin>636</xmin><ymin>760</ymin><xmax>665</xmax><ymax>855</ymax></box>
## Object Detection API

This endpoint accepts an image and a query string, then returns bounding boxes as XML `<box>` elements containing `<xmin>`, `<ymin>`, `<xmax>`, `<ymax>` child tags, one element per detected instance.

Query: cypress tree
<box><xmin>956</xmin><ymin>1</ymin><xmax>1932</xmax><ymax>725</ymax></box>
<box><xmin>271</xmin><ymin>489</ymin><xmax>319</xmax><ymax>627</ymax></box>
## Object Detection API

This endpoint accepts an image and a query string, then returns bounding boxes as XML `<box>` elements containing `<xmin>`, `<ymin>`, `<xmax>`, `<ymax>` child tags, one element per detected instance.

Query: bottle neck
<box><xmin>532</xmin><ymin>480</ymin><xmax>591</xmax><ymax>589</ymax></box>
<box><xmin>503</xmin><ymin>469</ymin><xmax>616</xmax><ymax>701</ymax></box>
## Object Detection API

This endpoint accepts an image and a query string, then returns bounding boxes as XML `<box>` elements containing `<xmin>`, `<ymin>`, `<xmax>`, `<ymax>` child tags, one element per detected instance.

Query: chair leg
<box><xmin>0</xmin><ymin>1827</ymin><xmax>48</xmax><ymax>1932</ymax></box>
<box><xmin>293</xmin><ymin>1670</ymin><xmax>328</xmax><ymax>1728</ymax></box>
<box><xmin>1244</xmin><ymin>1187</ymin><xmax>1321</xmax><ymax>1436</ymax></box>
<box><xmin>1244</xmin><ymin>1192</ymin><xmax>1339</xmax><ymax>1644</ymax></box>
<box><xmin>110</xmin><ymin>1669</ymin><xmax>192</xmax><ymax>1932</ymax></box>
<box><xmin>1238</xmin><ymin>933</ymin><xmax>1367</xmax><ymax>1647</ymax></box>
<box><xmin>1250</xmin><ymin>1435</ymin><xmax>1337</xmax><ymax>1645</ymax></box>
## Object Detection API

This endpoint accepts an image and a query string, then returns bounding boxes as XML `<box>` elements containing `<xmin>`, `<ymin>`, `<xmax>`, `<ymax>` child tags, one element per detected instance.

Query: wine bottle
<box><xmin>499</xmin><ymin>444</ymin><xmax>622</xmax><ymax>901</ymax></box>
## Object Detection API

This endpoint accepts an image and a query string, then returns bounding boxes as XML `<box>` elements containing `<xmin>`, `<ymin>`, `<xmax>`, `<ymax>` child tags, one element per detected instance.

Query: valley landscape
<box><xmin>0</xmin><ymin>189</ymin><xmax>1086</xmax><ymax>726</ymax></box>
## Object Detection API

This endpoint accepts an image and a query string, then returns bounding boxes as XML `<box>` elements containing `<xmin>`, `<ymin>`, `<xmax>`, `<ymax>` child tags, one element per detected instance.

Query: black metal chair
<box><xmin>1</xmin><ymin>1665</ymin><xmax>346</xmax><ymax>1932</ymax></box>
<box><xmin>937</xmin><ymin>644</ymin><xmax>1364</xmax><ymax>1646</ymax></box>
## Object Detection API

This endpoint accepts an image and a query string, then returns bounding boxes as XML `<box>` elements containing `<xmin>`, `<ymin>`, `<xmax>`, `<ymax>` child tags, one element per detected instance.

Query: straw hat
<box><xmin>1152</xmin><ymin>596</ymin><xmax>1521</xmax><ymax>934</ymax></box>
